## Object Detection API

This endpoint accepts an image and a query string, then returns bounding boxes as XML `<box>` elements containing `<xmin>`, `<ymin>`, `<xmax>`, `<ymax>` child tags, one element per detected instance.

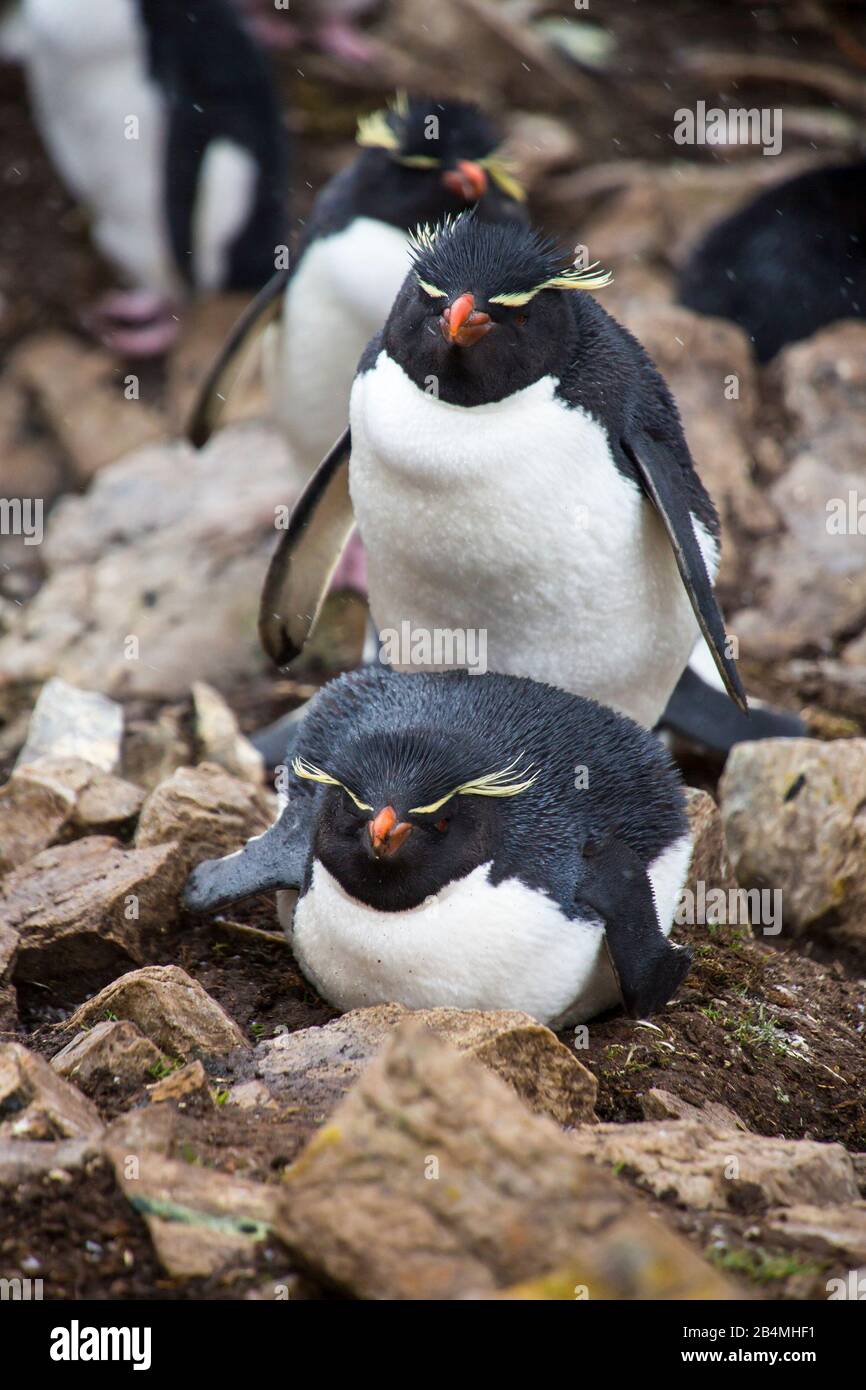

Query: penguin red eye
<box><xmin>435</xmin><ymin>817</ymin><xmax>450</xmax><ymax>833</ymax></box>
<box><xmin>515</xmin><ymin>313</ymin><xmax>527</xmax><ymax>327</ymax></box>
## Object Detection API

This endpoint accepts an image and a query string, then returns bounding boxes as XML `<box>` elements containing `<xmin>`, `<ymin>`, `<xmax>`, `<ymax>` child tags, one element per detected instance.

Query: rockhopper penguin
<box><xmin>184</xmin><ymin>668</ymin><xmax>693</xmax><ymax>1025</ymax></box>
<box><xmin>187</xmin><ymin>93</ymin><xmax>528</xmax><ymax>475</ymax></box>
<box><xmin>259</xmin><ymin>212</ymin><xmax>746</xmax><ymax>734</ymax></box>
<box><xmin>21</xmin><ymin>0</ymin><xmax>288</xmax><ymax>354</ymax></box>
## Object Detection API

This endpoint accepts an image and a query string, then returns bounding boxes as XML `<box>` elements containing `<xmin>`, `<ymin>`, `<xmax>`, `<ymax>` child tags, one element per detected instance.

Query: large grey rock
<box><xmin>192</xmin><ymin>682</ymin><xmax>264</xmax><ymax>785</ymax></box>
<box><xmin>0</xmin><ymin>837</ymin><xmax>183</xmax><ymax>992</ymax></box>
<box><xmin>63</xmin><ymin>965</ymin><xmax>250</xmax><ymax>1061</ymax></box>
<box><xmin>273</xmin><ymin>1022</ymin><xmax>735</xmax><ymax>1300</ymax></box>
<box><xmin>719</xmin><ymin>738</ymin><xmax>866</xmax><ymax>938</ymax></box>
<box><xmin>14</xmin><ymin>678</ymin><xmax>123</xmax><ymax>773</ymax></box>
<box><xmin>255</xmin><ymin>1003</ymin><xmax>597</xmax><ymax>1128</ymax></box>
<box><xmin>0</xmin><ymin>422</ymin><xmax>294</xmax><ymax>700</ymax></box>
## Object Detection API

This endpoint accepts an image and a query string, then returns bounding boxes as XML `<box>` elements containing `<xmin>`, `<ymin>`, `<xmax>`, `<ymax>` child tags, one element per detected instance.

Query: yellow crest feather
<box><xmin>409</xmin><ymin>757</ymin><xmax>538</xmax><ymax>815</ymax></box>
<box><xmin>291</xmin><ymin>756</ymin><xmax>373</xmax><ymax>812</ymax></box>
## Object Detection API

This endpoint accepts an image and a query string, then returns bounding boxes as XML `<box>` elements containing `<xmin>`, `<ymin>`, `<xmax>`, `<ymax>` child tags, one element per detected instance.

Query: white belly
<box><xmin>350</xmin><ymin>353</ymin><xmax>705</xmax><ymax>728</ymax></box>
<box><xmin>23</xmin><ymin>0</ymin><xmax>178</xmax><ymax>296</ymax></box>
<box><xmin>266</xmin><ymin>219</ymin><xmax>411</xmax><ymax>481</ymax></box>
<box><xmin>283</xmin><ymin>831</ymin><xmax>691</xmax><ymax>1025</ymax></box>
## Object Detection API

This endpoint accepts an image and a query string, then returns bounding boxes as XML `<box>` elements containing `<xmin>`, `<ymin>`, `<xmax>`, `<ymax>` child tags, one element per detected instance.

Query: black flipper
<box><xmin>576</xmin><ymin>837</ymin><xmax>692</xmax><ymax>1018</ymax></box>
<box><xmin>622</xmin><ymin>429</ymin><xmax>747</xmax><ymax>712</ymax></box>
<box><xmin>660</xmin><ymin>665</ymin><xmax>805</xmax><ymax>755</ymax></box>
<box><xmin>259</xmin><ymin>426</ymin><xmax>354</xmax><ymax>666</ymax></box>
<box><xmin>184</xmin><ymin>798</ymin><xmax>310</xmax><ymax>914</ymax></box>
<box><xmin>186</xmin><ymin>268</ymin><xmax>289</xmax><ymax>449</ymax></box>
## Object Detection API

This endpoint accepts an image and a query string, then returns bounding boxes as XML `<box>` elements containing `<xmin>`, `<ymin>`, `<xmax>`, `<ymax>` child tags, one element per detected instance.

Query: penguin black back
<box><xmin>679</xmin><ymin>160</ymin><xmax>866</xmax><ymax>361</ymax></box>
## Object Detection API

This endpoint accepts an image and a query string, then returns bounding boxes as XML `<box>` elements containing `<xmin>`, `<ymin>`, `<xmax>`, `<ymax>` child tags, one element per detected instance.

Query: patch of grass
<box><xmin>146</xmin><ymin>1057</ymin><xmax>181</xmax><ymax>1081</ymax></box>
<box><xmin>728</xmin><ymin>1003</ymin><xmax>787</xmax><ymax>1054</ymax></box>
<box><xmin>707</xmin><ymin>1245</ymin><xmax>823</xmax><ymax>1285</ymax></box>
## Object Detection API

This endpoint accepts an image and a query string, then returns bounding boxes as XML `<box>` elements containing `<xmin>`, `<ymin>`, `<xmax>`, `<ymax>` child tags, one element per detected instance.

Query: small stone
<box><xmin>0</xmin><ymin>1137</ymin><xmax>97</xmax><ymax>1185</ymax></box>
<box><xmin>765</xmin><ymin>1203</ymin><xmax>866</xmax><ymax>1265</ymax></box>
<box><xmin>63</xmin><ymin>965</ymin><xmax>250</xmax><ymax>1061</ymax></box>
<box><xmin>192</xmin><ymin>681</ymin><xmax>264</xmax><ymax>785</ymax></box>
<box><xmin>255</xmin><ymin>1003</ymin><xmax>597</xmax><ymax>1128</ymax></box>
<box><xmin>0</xmin><ymin>756</ymin><xmax>144</xmax><ymax>873</ymax></box>
<box><xmin>51</xmin><ymin>1020</ymin><xmax>168</xmax><ymax>1095</ymax></box>
<box><xmin>147</xmin><ymin>1059</ymin><xmax>212</xmax><ymax>1107</ymax></box>
<box><xmin>0</xmin><ymin>1043</ymin><xmax>102</xmax><ymax>1141</ymax></box>
<box><xmin>135</xmin><ymin>762</ymin><xmax>275</xmax><ymax>875</ymax></box>
<box><xmin>15</xmin><ymin>677</ymin><xmax>123</xmax><ymax>773</ymax></box>
<box><xmin>683</xmin><ymin>788</ymin><xmax>739</xmax><ymax>901</ymax></box>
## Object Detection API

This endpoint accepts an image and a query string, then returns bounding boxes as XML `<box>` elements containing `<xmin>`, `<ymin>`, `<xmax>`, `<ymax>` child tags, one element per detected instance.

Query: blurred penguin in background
<box><xmin>679</xmin><ymin>159</ymin><xmax>866</xmax><ymax>362</ymax></box>
<box><xmin>19</xmin><ymin>0</ymin><xmax>289</xmax><ymax>354</ymax></box>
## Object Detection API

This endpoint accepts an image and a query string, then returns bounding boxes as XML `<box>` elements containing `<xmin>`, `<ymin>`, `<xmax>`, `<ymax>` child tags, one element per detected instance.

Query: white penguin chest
<box><xmin>267</xmin><ymin>219</ymin><xmax>412</xmax><ymax>475</ymax></box>
<box><xmin>349</xmin><ymin>354</ymin><xmax>704</xmax><ymax>728</ymax></box>
<box><xmin>285</xmin><ymin>860</ymin><xmax>619</xmax><ymax>1026</ymax></box>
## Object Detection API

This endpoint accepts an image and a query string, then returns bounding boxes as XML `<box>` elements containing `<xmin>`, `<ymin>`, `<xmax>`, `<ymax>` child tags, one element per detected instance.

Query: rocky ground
<box><xmin>1</xmin><ymin>0</ymin><xmax>866</xmax><ymax>1301</ymax></box>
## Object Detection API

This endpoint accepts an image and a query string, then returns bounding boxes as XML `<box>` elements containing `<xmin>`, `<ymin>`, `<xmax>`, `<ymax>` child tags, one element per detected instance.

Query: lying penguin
<box><xmin>184</xmin><ymin>668</ymin><xmax>693</xmax><ymax>1025</ymax></box>
<box><xmin>187</xmin><ymin>93</ymin><xmax>527</xmax><ymax>471</ymax></box>
<box><xmin>21</xmin><ymin>0</ymin><xmax>288</xmax><ymax>354</ymax></box>
<box><xmin>679</xmin><ymin>158</ymin><xmax>866</xmax><ymax>363</ymax></box>
<box><xmin>259</xmin><ymin>212</ymin><xmax>746</xmax><ymax>735</ymax></box>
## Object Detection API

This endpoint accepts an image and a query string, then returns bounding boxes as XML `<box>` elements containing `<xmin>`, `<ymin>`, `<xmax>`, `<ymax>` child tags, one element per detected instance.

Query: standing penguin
<box><xmin>21</xmin><ymin>0</ymin><xmax>288</xmax><ymax>354</ymax></box>
<box><xmin>259</xmin><ymin>213</ymin><xmax>745</xmax><ymax>734</ymax></box>
<box><xmin>187</xmin><ymin>94</ymin><xmax>527</xmax><ymax>476</ymax></box>
<box><xmin>185</xmin><ymin>667</ymin><xmax>693</xmax><ymax>1025</ymax></box>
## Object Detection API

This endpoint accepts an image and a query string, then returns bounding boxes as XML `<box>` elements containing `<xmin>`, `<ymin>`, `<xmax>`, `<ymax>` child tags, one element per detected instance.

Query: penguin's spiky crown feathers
<box><xmin>408</xmin><ymin>211</ymin><xmax>612</xmax><ymax>306</ymax></box>
<box><xmin>356</xmin><ymin>94</ymin><xmax>525</xmax><ymax>201</ymax></box>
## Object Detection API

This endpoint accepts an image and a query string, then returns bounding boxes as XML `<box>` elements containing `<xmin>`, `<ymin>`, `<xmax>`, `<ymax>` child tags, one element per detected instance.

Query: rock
<box><xmin>14</xmin><ymin>677</ymin><xmax>123</xmax><ymax>773</ymax></box>
<box><xmin>639</xmin><ymin>1088</ymin><xmax>746</xmax><ymax>1132</ymax></box>
<box><xmin>0</xmin><ymin>923</ymin><xmax>18</xmax><ymax>1033</ymax></box>
<box><xmin>135</xmin><ymin>762</ymin><xmax>275</xmax><ymax>875</ymax></box>
<box><xmin>733</xmin><ymin>450</ymin><xmax>866</xmax><ymax>659</ymax></box>
<box><xmin>500</xmin><ymin>110</ymin><xmax>581</xmax><ymax>189</ymax></box>
<box><xmin>719</xmin><ymin>738</ymin><xmax>866</xmax><ymax>939</ymax></box>
<box><xmin>9</xmin><ymin>330</ymin><xmax>164</xmax><ymax>482</ymax></box>
<box><xmin>256</xmin><ymin>1004</ymin><xmax>597</xmax><ymax>1128</ymax></box>
<box><xmin>0</xmin><ymin>422</ymin><xmax>294</xmax><ymax>701</ymax></box>
<box><xmin>617</xmin><ymin>305</ymin><xmax>776</xmax><ymax>591</ymax></box>
<box><xmin>683</xmin><ymin>789</ymin><xmax>738</xmax><ymax>900</ymax></box>
<box><xmin>227</xmin><ymin>1080</ymin><xmax>278</xmax><ymax>1112</ymax></box>
<box><xmin>192</xmin><ymin>682</ymin><xmax>263</xmax><ymax>785</ymax></box>
<box><xmin>63</xmin><ymin>965</ymin><xmax>250</xmax><ymax>1061</ymax></box>
<box><xmin>50</xmin><ymin>1020</ymin><xmax>168</xmax><ymax>1095</ymax></box>
<box><xmin>0</xmin><ymin>1043</ymin><xmax>102</xmax><ymax>1141</ymax></box>
<box><xmin>568</xmin><ymin>1113</ymin><xmax>858</xmax><ymax>1213</ymax></box>
<box><xmin>774</xmin><ymin>322</ymin><xmax>866</xmax><ymax>445</ymax></box>
<box><xmin>765</xmin><ymin>1203</ymin><xmax>866</xmax><ymax>1266</ymax></box>
<box><xmin>0</xmin><ymin>1136</ymin><xmax>97</xmax><ymax>1185</ymax></box>
<box><xmin>0</xmin><ymin>756</ymin><xmax>144</xmax><ymax>873</ymax></box>
<box><xmin>104</xmin><ymin>1144</ymin><xmax>279</xmax><ymax>1279</ymax></box>
<box><xmin>147</xmin><ymin>1059</ymin><xmax>212</xmax><ymax>1108</ymax></box>
<box><xmin>273</xmin><ymin>1022</ymin><xmax>734</xmax><ymax>1300</ymax></box>
<box><xmin>121</xmin><ymin>711</ymin><xmax>192</xmax><ymax>792</ymax></box>
<box><xmin>0</xmin><ymin>837</ymin><xmax>183</xmax><ymax>996</ymax></box>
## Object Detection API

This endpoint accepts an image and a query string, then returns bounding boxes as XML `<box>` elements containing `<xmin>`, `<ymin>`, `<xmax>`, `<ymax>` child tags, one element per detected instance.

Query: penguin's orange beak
<box><xmin>442</xmin><ymin>160</ymin><xmax>488</xmax><ymax>201</ymax></box>
<box><xmin>439</xmin><ymin>293</ymin><xmax>493</xmax><ymax>348</ymax></box>
<box><xmin>368</xmin><ymin>805</ymin><xmax>413</xmax><ymax>858</ymax></box>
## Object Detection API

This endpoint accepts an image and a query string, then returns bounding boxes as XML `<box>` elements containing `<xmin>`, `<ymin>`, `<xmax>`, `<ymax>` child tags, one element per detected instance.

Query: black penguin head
<box><xmin>382</xmin><ymin>213</ymin><xmax>612</xmax><ymax>405</ymax></box>
<box><xmin>293</xmin><ymin>729</ymin><xmax>538</xmax><ymax>912</ymax></box>
<box><xmin>353</xmin><ymin>94</ymin><xmax>525</xmax><ymax>227</ymax></box>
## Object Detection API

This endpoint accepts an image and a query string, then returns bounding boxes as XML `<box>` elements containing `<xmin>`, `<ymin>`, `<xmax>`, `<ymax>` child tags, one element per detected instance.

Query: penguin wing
<box><xmin>621</xmin><ymin>427</ymin><xmax>747</xmax><ymax>712</ymax></box>
<box><xmin>575</xmin><ymin>837</ymin><xmax>692</xmax><ymax>1018</ymax></box>
<box><xmin>186</xmin><ymin>268</ymin><xmax>290</xmax><ymax>448</ymax></box>
<box><xmin>184</xmin><ymin>797</ymin><xmax>311</xmax><ymax>914</ymax></box>
<box><xmin>259</xmin><ymin>426</ymin><xmax>354</xmax><ymax>666</ymax></box>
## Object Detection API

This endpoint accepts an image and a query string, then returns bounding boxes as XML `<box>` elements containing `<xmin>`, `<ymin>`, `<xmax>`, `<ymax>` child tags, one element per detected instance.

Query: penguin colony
<box><xmin>20</xmin><ymin>9</ymin><xmax>839</xmax><ymax>1022</ymax></box>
